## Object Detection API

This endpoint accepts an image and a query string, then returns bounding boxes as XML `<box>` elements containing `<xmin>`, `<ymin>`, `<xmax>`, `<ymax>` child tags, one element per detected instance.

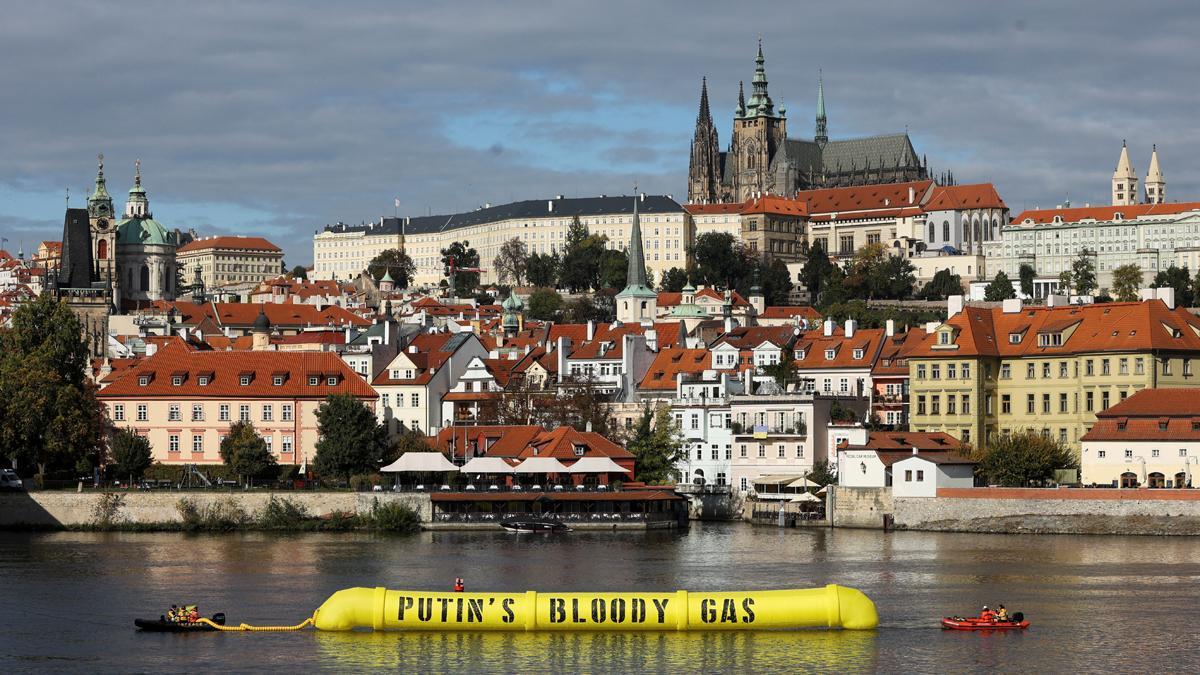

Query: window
<box><xmin>1181</xmin><ymin>449</ymin><xmax>1189</xmax><ymax>457</ymax></box>
<box><xmin>947</xmin><ymin>364</ymin><xmax>957</xmax><ymax>379</ymax></box>
<box><xmin>1101</xmin><ymin>391</ymin><xmax>1110</xmax><ymax>410</ymax></box>
<box><xmin>168</xmin><ymin>435</ymin><xmax>180</xmax><ymax>453</ymax></box>
<box><xmin>411</xmin><ymin>393</ymin><xmax>420</xmax><ymax>407</ymax></box>
<box><xmin>1027</xmin><ymin>363</ymin><xmax>1036</xmax><ymax>379</ymax></box>
<box><xmin>758</xmin><ymin>445</ymin><xmax>765</xmax><ymax>458</ymax></box>
<box><xmin>931</xmin><ymin>364</ymin><xmax>941</xmax><ymax>379</ymax></box>
<box><xmin>917</xmin><ymin>396</ymin><xmax>926</xmax><ymax>415</ymax></box>
<box><xmin>1009</xmin><ymin>333</ymin><xmax>1022</xmax><ymax>344</ymax></box>
<box><xmin>962</xmin><ymin>429</ymin><xmax>970</xmax><ymax>443</ymax></box>
<box><xmin>917</xmin><ymin>365</ymin><xmax>926</xmax><ymax>379</ymax></box>
<box><xmin>962</xmin><ymin>363</ymin><xmax>971</xmax><ymax>379</ymax></box>
<box><xmin>1059</xmin><ymin>393</ymin><xmax>1068</xmax><ymax>413</ymax></box>
<box><xmin>1000</xmin><ymin>364</ymin><xmax>1011</xmax><ymax>379</ymax></box>
<box><xmin>1186</xmin><ymin>360</ymin><xmax>1193</xmax><ymax>376</ymax></box>
<box><xmin>239</xmin><ymin>404</ymin><xmax>250</xmax><ymax>422</ymax></box>
<box><xmin>1060</xmin><ymin>362</ymin><xmax>1068</xmax><ymax>378</ymax></box>
<box><xmin>1042</xmin><ymin>363</ymin><xmax>1051</xmax><ymax>378</ymax></box>
<box><xmin>1119</xmin><ymin>358</ymin><xmax>1128</xmax><ymax>375</ymax></box>
<box><xmin>1135</xmin><ymin>358</ymin><xmax>1145</xmax><ymax>375</ymax></box>
<box><xmin>138</xmin><ymin>375</ymin><xmax>151</xmax><ymax>386</ymax></box>
<box><xmin>740</xmin><ymin>477</ymin><xmax>748</xmax><ymax>491</ymax></box>
<box><xmin>740</xmin><ymin>445</ymin><xmax>747</xmax><ymax>458</ymax></box>
<box><xmin>308</xmin><ymin>376</ymin><xmax>320</xmax><ymax>386</ymax></box>
<box><xmin>327</xmin><ymin>376</ymin><xmax>338</xmax><ymax>386</ymax></box>
<box><xmin>282</xmin><ymin>436</ymin><xmax>293</xmax><ymax>454</ymax></box>
<box><xmin>262</xmin><ymin>405</ymin><xmax>273</xmax><ymax>422</ymax></box>
<box><xmin>1042</xmin><ymin>394</ymin><xmax>1051</xmax><ymax>414</ymax></box>
<box><xmin>1086</xmin><ymin>360</ymin><xmax>1094</xmax><ymax>376</ymax></box>
<box><xmin>1098</xmin><ymin>450</ymin><xmax>1106</xmax><ymax>459</ymax></box>
<box><xmin>282</xmin><ymin>404</ymin><xmax>293</xmax><ymax>421</ymax></box>
<box><xmin>825</xmin><ymin>349</ymin><xmax>835</xmax><ymax>360</ymax></box>
<box><xmin>192</xmin><ymin>435</ymin><xmax>203</xmax><ymax>454</ymax></box>
<box><xmin>1059</xmin><ymin>428</ymin><xmax>1067</xmax><ymax>442</ymax></box>
<box><xmin>264</xmin><ymin>436</ymin><xmax>273</xmax><ymax>454</ymax></box>
<box><xmin>1086</xmin><ymin>390</ymin><xmax>1095</xmax><ymax>411</ymax></box>
<box><xmin>796</xmin><ymin>446</ymin><xmax>804</xmax><ymax>459</ymax></box>
<box><xmin>198</xmin><ymin>375</ymin><xmax>210</xmax><ymax>386</ymax></box>
<box><xmin>168</xmin><ymin>404</ymin><xmax>181</xmax><ymax>421</ymax></box>
<box><xmin>778</xmin><ymin>446</ymin><xmax>786</xmax><ymax>458</ymax></box>
<box><xmin>172</xmin><ymin>375</ymin><xmax>183</xmax><ymax>386</ymax></box>
<box><xmin>1102</xmin><ymin>359</ymin><xmax>1111</xmax><ymax>376</ymax></box>
<box><xmin>1038</xmin><ymin>333</ymin><xmax>1063</xmax><ymax>347</ymax></box>
<box><xmin>938</xmin><ymin>331</ymin><xmax>951</xmax><ymax>346</ymax></box>
<box><xmin>273</xmin><ymin>375</ymin><xmax>284</xmax><ymax>386</ymax></box>
<box><xmin>962</xmin><ymin>395</ymin><xmax>971</xmax><ymax>415</ymax></box>
<box><xmin>1163</xmin><ymin>358</ymin><xmax>1173</xmax><ymax>375</ymax></box>
<box><xmin>1026</xmin><ymin>394</ymin><xmax>1035</xmax><ymax>414</ymax></box>
<box><xmin>1125</xmin><ymin>449</ymin><xmax>1133</xmax><ymax>459</ymax></box>
<box><xmin>1001</xmin><ymin>394</ymin><xmax>1011</xmax><ymax>414</ymax></box>
<box><xmin>192</xmin><ymin>404</ymin><xmax>204</xmax><ymax>421</ymax></box>
<box><xmin>905</xmin><ymin>469</ymin><xmax>913</xmax><ymax>482</ymax></box>
<box><xmin>931</xmin><ymin>396</ymin><xmax>940</xmax><ymax>415</ymax></box>
<box><xmin>853</xmin><ymin>349</ymin><xmax>864</xmax><ymax>360</ymax></box>
<box><xmin>136</xmin><ymin>404</ymin><xmax>148</xmax><ymax>421</ymax></box>
<box><xmin>917</xmin><ymin>469</ymin><xmax>925</xmax><ymax>482</ymax></box>
<box><xmin>240</xmin><ymin>375</ymin><xmax>251</xmax><ymax>386</ymax></box>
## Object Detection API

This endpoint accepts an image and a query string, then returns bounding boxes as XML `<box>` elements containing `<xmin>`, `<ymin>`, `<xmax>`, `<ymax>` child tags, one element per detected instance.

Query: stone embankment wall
<box><xmin>828</xmin><ymin>486</ymin><xmax>892</xmax><ymax>529</ymax></box>
<box><xmin>894</xmin><ymin>488</ymin><xmax>1200</xmax><ymax>535</ymax></box>
<box><xmin>0</xmin><ymin>491</ymin><xmax>431</xmax><ymax>528</ymax></box>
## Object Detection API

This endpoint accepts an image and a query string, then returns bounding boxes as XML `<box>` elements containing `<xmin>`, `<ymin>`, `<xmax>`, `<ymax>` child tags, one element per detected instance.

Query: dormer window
<box><xmin>239</xmin><ymin>375</ymin><xmax>251</xmax><ymax>386</ymax></box>
<box><xmin>272</xmin><ymin>376</ymin><xmax>285</xmax><ymax>386</ymax></box>
<box><xmin>308</xmin><ymin>376</ymin><xmax>320</xmax><ymax>386</ymax></box>
<box><xmin>938</xmin><ymin>331</ymin><xmax>952</xmax><ymax>345</ymax></box>
<box><xmin>1038</xmin><ymin>333</ymin><xmax>1063</xmax><ymax>347</ymax></box>
<box><xmin>198</xmin><ymin>375</ymin><xmax>210</xmax><ymax>386</ymax></box>
<box><xmin>794</xmin><ymin>349</ymin><xmax>805</xmax><ymax>360</ymax></box>
<box><xmin>138</xmin><ymin>375</ymin><xmax>151</xmax><ymax>386</ymax></box>
<box><xmin>1009</xmin><ymin>333</ymin><xmax>1022</xmax><ymax>344</ymax></box>
<box><xmin>390</xmin><ymin>369</ymin><xmax>401</xmax><ymax>379</ymax></box>
<box><xmin>573</xmin><ymin>444</ymin><xmax>586</xmax><ymax>456</ymax></box>
<box><xmin>824</xmin><ymin>349</ymin><xmax>835</xmax><ymax>360</ymax></box>
<box><xmin>171</xmin><ymin>376</ymin><xmax>183</xmax><ymax>386</ymax></box>
<box><xmin>326</xmin><ymin>376</ymin><xmax>338</xmax><ymax>386</ymax></box>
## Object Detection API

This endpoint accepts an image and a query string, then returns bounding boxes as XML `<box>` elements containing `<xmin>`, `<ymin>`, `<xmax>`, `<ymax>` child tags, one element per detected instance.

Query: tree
<box><xmin>493</xmin><ymin>237</ymin><xmax>529</xmax><ymax>286</ymax></box>
<box><xmin>387</xmin><ymin>429</ymin><xmax>433</xmax><ymax>466</ymax></box>
<box><xmin>563</xmin><ymin>294</ymin><xmax>612</xmax><ymax>323</ymax></box>
<box><xmin>691</xmin><ymin>232</ymin><xmax>747</xmax><ymax>288</ymax></box>
<box><xmin>626</xmin><ymin>405</ymin><xmax>685</xmax><ymax>485</ymax></box>
<box><xmin>660</xmin><ymin>267</ymin><xmax>688</xmax><ymax>292</ymax></box>
<box><xmin>219</xmin><ymin>421</ymin><xmax>278</xmax><ymax>487</ymax></box>
<box><xmin>526</xmin><ymin>288</ymin><xmax>563</xmax><ymax>321</ymax></box>
<box><xmin>109</xmin><ymin>428</ymin><xmax>153</xmax><ymax>483</ymax></box>
<box><xmin>548</xmin><ymin>375</ymin><xmax>621</xmax><ymax>440</ymax></box>
<box><xmin>0</xmin><ymin>294</ymin><xmax>105</xmax><ymax>479</ymax></box>
<box><xmin>441</xmin><ymin>241</ymin><xmax>480</xmax><ymax>293</ymax></box>
<box><xmin>829</xmin><ymin>401</ymin><xmax>859</xmax><ymax>423</ymax></box>
<box><xmin>761</xmin><ymin>347</ymin><xmax>798</xmax><ymax>386</ymax></box>
<box><xmin>800</xmin><ymin>240</ymin><xmax>835</xmax><ymax>303</ymax></box>
<box><xmin>984</xmin><ymin>271</ymin><xmax>1017</xmax><ymax>301</ymax></box>
<box><xmin>314</xmin><ymin>394</ymin><xmax>390</xmax><ymax>481</ymax></box>
<box><xmin>1192</xmin><ymin>269</ymin><xmax>1200</xmax><ymax>309</ymax></box>
<box><xmin>1056</xmin><ymin>270</ymin><xmax>1073</xmax><ymax>296</ymax></box>
<box><xmin>559</xmin><ymin>216</ymin><xmax>606</xmax><ymax>293</ymax></box>
<box><xmin>1153</xmin><ymin>265</ymin><xmax>1194</xmax><ymax>307</ymax></box>
<box><xmin>756</xmin><ymin>258</ymin><xmax>795</xmax><ymax>306</ymax></box>
<box><xmin>806</xmin><ymin>459</ymin><xmax>837</xmax><ymax>486</ymax></box>
<box><xmin>1110</xmin><ymin>263</ymin><xmax>1143</xmax><ymax>302</ymax></box>
<box><xmin>369</xmin><ymin>248</ymin><xmax>416</xmax><ymax>288</ymax></box>
<box><xmin>919</xmin><ymin>269</ymin><xmax>964</xmax><ymax>301</ymax></box>
<box><xmin>526</xmin><ymin>252</ymin><xmax>560</xmax><ymax>288</ymax></box>
<box><xmin>290</xmin><ymin>265</ymin><xmax>309</xmax><ymax>280</ymax></box>
<box><xmin>1071</xmin><ymin>251</ymin><xmax>1097</xmax><ymax>296</ymax></box>
<box><xmin>970</xmin><ymin>430</ymin><xmax>1078</xmax><ymax>487</ymax></box>
<box><xmin>598</xmin><ymin>248</ymin><xmax>629</xmax><ymax>290</ymax></box>
<box><xmin>1018</xmin><ymin>264</ymin><xmax>1036</xmax><ymax>298</ymax></box>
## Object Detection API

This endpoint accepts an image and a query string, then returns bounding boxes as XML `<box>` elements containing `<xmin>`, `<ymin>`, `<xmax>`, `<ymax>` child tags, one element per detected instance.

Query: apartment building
<box><xmin>176</xmin><ymin>236</ymin><xmax>284</xmax><ymax>289</ymax></box>
<box><xmin>372</xmin><ymin>331</ymin><xmax>488</xmax><ymax>436</ymax></box>
<box><xmin>908</xmin><ymin>290</ymin><xmax>1200</xmax><ymax>451</ymax></box>
<box><xmin>97</xmin><ymin>340</ymin><xmax>375</xmax><ymax>465</ymax></box>
<box><xmin>1079</xmin><ymin>388</ymin><xmax>1200</xmax><ymax>488</ymax></box>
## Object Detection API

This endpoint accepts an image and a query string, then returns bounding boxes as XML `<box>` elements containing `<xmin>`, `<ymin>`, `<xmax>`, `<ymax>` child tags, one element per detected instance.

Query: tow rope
<box><xmin>197</xmin><ymin>617</ymin><xmax>314</xmax><ymax>632</ymax></box>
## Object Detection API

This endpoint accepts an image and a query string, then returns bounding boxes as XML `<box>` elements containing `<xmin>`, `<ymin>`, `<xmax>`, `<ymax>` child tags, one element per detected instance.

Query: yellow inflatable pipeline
<box><xmin>312</xmin><ymin>585</ymin><xmax>877</xmax><ymax>631</ymax></box>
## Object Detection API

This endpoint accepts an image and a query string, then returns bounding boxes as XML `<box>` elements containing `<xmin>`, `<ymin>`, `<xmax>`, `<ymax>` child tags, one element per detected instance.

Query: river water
<box><xmin>2</xmin><ymin>523</ymin><xmax>1198</xmax><ymax>673</ymax></box>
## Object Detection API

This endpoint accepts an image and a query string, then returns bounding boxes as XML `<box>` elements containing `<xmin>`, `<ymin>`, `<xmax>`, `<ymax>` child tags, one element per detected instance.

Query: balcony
<box><xmin>671</xmin><ymin>396</ymin><xmax>728</xmax><ymax>407</ymax></box>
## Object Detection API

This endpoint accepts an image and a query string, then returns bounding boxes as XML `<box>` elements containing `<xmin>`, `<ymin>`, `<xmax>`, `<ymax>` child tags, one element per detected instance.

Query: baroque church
<box><xmin>688</xmin><ymin>43</ymin><xmax>929</xmax><ymax>204</ymax></box>
<box><xmin>52</xmin><ymin>156</ymin><xmax>179</xmax><ymax>353</ymax></box>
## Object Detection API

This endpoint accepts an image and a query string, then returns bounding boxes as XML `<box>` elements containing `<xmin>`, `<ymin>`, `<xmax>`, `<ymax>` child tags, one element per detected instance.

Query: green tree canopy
<box><xmin>368</xmin><ymin>248</ymin><xmax>416</xmax><ymax>288</ymax></box>
<box><xmin>1110</xmin><ymin>263</ymin><xmax>1143</xmax><ymax>302</ymax></box>
<box><xmin>627</xmin><ymin>405</ymin><xmax>685</xmax><ymax>485</ymax></box>
<box><xmin>761</xmin><ymin>346</ymin><xmax>799</xmax><ymax>386</ymax></box>
<box><xmin>1071</xmin><ymin>251</ymin><xmax>1097</xmax><ymax>295</ymax></box>
<box><xmin>971</xmin><ymin>430</ymin><xmax>1078</xmax><ymax>487</ymax></box>
<box><xmin>290</xmin><ymin>265</ymin><xmax>309</xmax><ymax>280</ymax></box>
<box><xmin>1152</xmin><ymin>264</ymin><xmax>1194</xmax><ymax>307</ymax></box>
<box><xmin>1018</xmin><ymin>264</ymin><xmax>1036</xmax><ymax>298</ymax></box>
<box><xmin>314</xmin><ymin>394</ymin><xmax>389</xmax><ymax>481</ymax></box>
<box><xmin>219</xmin><ymin>421</ymin><xmax>278</xmax><ymax>486</ymax></box>
<box><xmin>690</xmin><ymin>232</ymin><xmax>749</xmax><ymax>288</ymax></box>
<box><xmin>526</xmin><ymin>252</ymin><xmax>560</xmax><ymax>288</ymax></box>
<box><xmin>109</xmin><ymin>428</ymin><xmax>154</xmax><ymax>482</ymax></box>
<box><xmin>660</xmin><ymin>267</ymin><xmax>688</xmax><ymax>292</ymax></box>
<box><xmin>558</xmin><ymin>217</ymin><xmax>608</xmax><ymax>292</ymax></box>
<box><xmin>919</xmin><ymin>269</ymin><xmax>964</xmax><ymax>301</ymax></box>
<box><xmin>984</xmin><ymin>271</ymin><xmax>1017</xmax><ymax>301</ymax></box>
<box><xmin>598</xmin><ymin>248</ymin><xmax>629</xmax><ymax>290</ymax></box>
<box><xmin>493</xmin><ymin>237</ymin><xmax>529</xmax><ymax>286</ymax></box>
<box><xmin>800</xmin><ymin>240</ymin><xmax>835</xmax><ymax>304</ymax></box>
<box><xmin>0</xmin><ymin>295</ymin><xmax>105</xmax><ymax>477</ymax></box>
<box><xmin>441</xmin><ymin>241</ymin><xmax>480</xmax><ymax>293</ymax></box>
<box><xmin>526</xmin><ymin>288</ymin><xmax>563</xmax><ymax>321</ymax></box>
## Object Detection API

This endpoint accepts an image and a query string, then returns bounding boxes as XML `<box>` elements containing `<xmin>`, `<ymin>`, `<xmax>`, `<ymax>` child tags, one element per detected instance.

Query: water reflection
<box><xmin>314</xmin><ymin>628</ymin><xmax>879</xmax><ymax>672</ymax></box>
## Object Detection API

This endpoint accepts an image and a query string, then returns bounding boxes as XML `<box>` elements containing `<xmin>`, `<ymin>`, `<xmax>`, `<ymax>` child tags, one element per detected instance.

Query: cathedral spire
<box><xmin>616</xmin><ymin>187</ymin><xmax>657</xmax><ymax>323</ymax></box>
<box><xmin>125</xmin><ymin>159</ymin><xmax>151</xmax><ymax>219</ymax></box>
<box><xmin>697</xmin><ymin>76</ymin><xmax>711</xmax><ymax>123</ymax></box>
<box><xmin>87</xmin><ymin>153</ymin><xmax>113</xmax><ymax>219</ymax></box>
<box><xmin>814</xmin><ymin>71</ymin><xmax>828</xmax><ymax>147</ymax></box>
<box><xmin>736</xmin><ymin>80</ymin><xmax>746</xmax><ymax>118</ymax></box>
<box><xmin>1112</xmin><ymin>140</ymin><xmax>1138</xmax><ymax>206</ymax></box>
<box><xmin>745</xmin><ymin>40</ymin><xmax>774</xmax><ymax>116</ymax></box>
<box><xmin>1145</xmin><ymin>144</ymin><xmax>1165</xmax><ymax>204</ymax></box>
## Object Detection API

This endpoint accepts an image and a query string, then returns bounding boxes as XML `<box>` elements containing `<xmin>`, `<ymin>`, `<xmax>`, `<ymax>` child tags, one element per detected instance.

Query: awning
<box><xmin>459</xmin><ymin>456</ymin><xmax>517</xmax><ymax>474</ymax></box>
<box><xmin>513</xmin><ymin>457</ymin><xmax>571</xmax><ymax>474</ymax></box>
<box><xmin>752</xmin><ymin>474</ymin><xmax>806</xmax><ymax>486</ymax></box>
<box><xmin>790</xmin><ymin>492</ymin><xmax>822</xmax><ymax>503</ymax></box>
<box><xmin>787</xmin><ymin>477</ymin><xmax>820</xmax><ymax>490</ymax></box>
<box><xmin>380</xmin><ymin>452</ymin><xmax>459</xmax><ymax>473</ymax></box>
<box><xmin>567</xmin><ymin>457</ymin><xmax>633</xmax><ymax>474</ymax></box>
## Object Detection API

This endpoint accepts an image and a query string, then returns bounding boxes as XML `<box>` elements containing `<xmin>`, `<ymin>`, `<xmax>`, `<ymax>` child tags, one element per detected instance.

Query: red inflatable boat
<box><xmin>942</xmin><ymin>613</ymin><xmax>1028</xmax><ymax>630</ymax></box>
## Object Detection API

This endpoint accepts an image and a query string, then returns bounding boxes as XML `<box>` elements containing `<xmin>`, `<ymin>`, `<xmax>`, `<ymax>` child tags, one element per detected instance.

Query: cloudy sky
<box><xmin>1</xmin><ymin>1</ymin><xmax>1196</xmax><ymax>265</ymax></box>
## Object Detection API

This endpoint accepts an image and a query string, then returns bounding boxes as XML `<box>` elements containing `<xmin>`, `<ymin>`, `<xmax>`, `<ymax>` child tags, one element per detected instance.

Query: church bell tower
<box><xmin>87</xmin><ymin>154</ymin><xmax>117</xmax><ymax>286</ymax></box>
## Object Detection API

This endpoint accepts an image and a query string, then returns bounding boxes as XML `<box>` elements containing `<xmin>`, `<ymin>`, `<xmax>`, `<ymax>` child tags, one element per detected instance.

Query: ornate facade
<box><xmin>687</xmin><ymin>43</ymin><xmax>928</xmax><ymax>204</ymax></box>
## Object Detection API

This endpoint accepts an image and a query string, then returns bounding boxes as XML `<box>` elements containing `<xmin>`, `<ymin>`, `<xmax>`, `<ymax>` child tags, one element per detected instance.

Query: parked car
<box><xmin>0</xmin><ymin>469</ymin><xmax>25</xmax><ymax>491</ymax></box>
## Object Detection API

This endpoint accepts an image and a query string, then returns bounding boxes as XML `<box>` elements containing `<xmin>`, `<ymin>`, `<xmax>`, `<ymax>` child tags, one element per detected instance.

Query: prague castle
<box><xmin>687</xmin><ymin>42</ymin><xmax>929</xmax><ymax>204</ymax></box>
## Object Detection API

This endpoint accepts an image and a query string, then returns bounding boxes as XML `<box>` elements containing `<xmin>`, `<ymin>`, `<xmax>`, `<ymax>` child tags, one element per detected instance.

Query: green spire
<box><xmin>815</xmin><ymin>71</ymin><xmax>828</xmax><ymax>146</ymax></box>
<box><xmin>745</xmin><ymin>39</ymin><xmax>774</xmax><ymax>117</ymax></box>
<box><xmin>88</xmin><ymin>153</ymin><xmax>113</xmax><ymax>218</ymax></box>
<box><xmin>617</xmin><ymin>189</ymin><xmax>655</xmax><ymax>300</ymax></box>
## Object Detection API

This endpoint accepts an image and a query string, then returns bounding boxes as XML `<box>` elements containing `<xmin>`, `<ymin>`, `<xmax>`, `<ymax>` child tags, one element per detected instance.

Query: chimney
<box><xmin>908</xmin><ymin>186</ymin><xmax>915</xmax><ymax>204</ymax></box>
<box><xmin>547</xmin><ymin>200</ymin><xmax>554</xmax><ymax>213</ymax></box>
<box><xmin>384</xmin><ymin>319</ymin><xmax>390</xmax><ymax>345</ymax></box>
<box><xmin>1047</xmin><ymin>294</ymin><xmax>1066</xmax><ymax>308</ymax></box>
<box><xmin>885</xmin><ymin>319</ymin><xmax>895</xmax><ymax>337</ymax></box>
<box><xmin>724</xmin><ymin>315</ymin><xmax>733</xmax><ymax>333</ymax></box>
<box><xmin>146</xmin><ymin>343</ymin><xmax>158</xmax><ymax>356</ymax></box>
<box><xmin>646</xmin><ymin>329</ymin><xmax>658</xmax><ymax>351</ymax></box>
<box><xmin>912</xmin><ymin>446</ymin><xmax>919</xmax><ymax>455</ymax></box>
<box><xmin>823</xmin><ymin>319</ymin><xmax>834</xmax><ymax>337</ymax></box>
<box><xmin>947</xmin><ymin>295</ymin><xmax>964</xmax><ymax>319</ymax></box>
<box><xmin>1002</xmin><ymin>298</ymin><xmax>1022</xmax><ymax>314</ymax></box>
<box><xmin>844</xmin><ymin>319</ymin><xmax>857</xmax><ymax>338</ymax></box>
<box><xmin>586</xmin><ymin>320</ymin><xmax>596</xmax><ymax>341</ymax></box>
<box><xmin>1158</xmin><ymin>286</ymin><xmax>1176</xmax><ymax>310</ymax></box>
<box><xmin>925</xmin><ymin>321</ymin><xmax>939</xmax><ymax>334</ymax></box>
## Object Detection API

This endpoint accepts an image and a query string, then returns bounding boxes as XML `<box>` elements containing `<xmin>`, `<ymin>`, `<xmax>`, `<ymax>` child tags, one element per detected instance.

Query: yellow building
<box><xmin>908</xmin><ymin>292</ymin><xmax>1200</xmax><ymax>452</ymax></box>
<box><xmin>176</xmin><ymin>236</ymin><xmax>283</xmax><ymax>289</ymax></box>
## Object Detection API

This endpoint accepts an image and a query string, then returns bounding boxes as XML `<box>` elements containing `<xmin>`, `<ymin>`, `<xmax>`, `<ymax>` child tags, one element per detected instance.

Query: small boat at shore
<box><xmin>499</xmin><ymin>518</ymin><xmax>571</xmax><ymax>533</ymax></box>
<box><xmin>941</xmin><ymin>613</ymin><xmax>1028</xmax><ymax>630</ymax></box>
<box><xmin>135</xmin><ymin>613</ymin><xmax>226</xmax><ymax>632</ymax></box>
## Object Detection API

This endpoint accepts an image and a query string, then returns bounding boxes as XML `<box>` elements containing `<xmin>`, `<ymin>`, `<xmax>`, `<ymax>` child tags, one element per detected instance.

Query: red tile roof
<box><xmin>922</xmin><ymin>183</ymin><xmax>1007</xmax><ymax>211</ymax></box>
<box><xmin>845</xmin><ymin>431</ymin><xmax>964</xmax><ymax>452</ymax></box>
<box><xmin>758</xmin><ymin>306</ymin><xmax>822</xmax><ymax>321</ymax></box>
<box><xmin>176</xmin><ymin>236</ymin><xmax>282</xmax><ymax>254</ymax></box>
<box><xmin>1011</xmin><ymin>201</ymin><xmax>1200</xmax><ymax>225</ymax></box>
<box><xmin>740</xmin><ymin>195</ymin><xmax>807</xmax><ymax>217</ymax></box>
<box><xmin>146</xmin><ymin>300</ymin><xmax>370</xmax><ymax>329</ymax></box>
<box><xmin>1092</xmin><ymin>388</ymin><xmax>1200</xmax><ymax>418</ymax></box>
<box><xmin>639</xmin><ymin>348</ymin><xmax>711</xmax><ymax>390</ymax></box>
<box><xmin>872</xmin><ymin>329</ymin><xmax>926</xmax><ymax>376</ymax></box>
<box><xmin>98</xmin><ymin>341</ymin><xmax>374</xmax><ymax>399</ymax></box>
<box><xmin>657</xmin><ymin>288</ymin><xmax>749</xmax><ymax>307</ymax></box>
<box><xmin>799</xmin><ymin>180</ymin><xmax>934</xmax><ymax>218</ymax></box>
<box><xmin>684</xmin><ymin>203</ymin><xmax>744</xmax><ymax>215</ymax></box>
<box><xmin>1082</xmin><ymin>388</ymin><xmax>1200</xmax><ymax>441</ymax></box>
<box><xmin>794</xmin><ymin>328</ymin><xmax>885</xmax><ymax>370</ymax></box>
<box><xmin>712</xmin><ymin>325</ymin><xmax>799</xmax><ymax>350</ymax></box>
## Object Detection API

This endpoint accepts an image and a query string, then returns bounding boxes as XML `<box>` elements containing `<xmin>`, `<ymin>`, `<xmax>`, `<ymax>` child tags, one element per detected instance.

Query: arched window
<box><xmin>97</xmin><ymin>239</ymin><xmax>108</xmax><ymax>260</ymax></box>
<box><xmin>139</xmin><ymin>264</ymin><xmax>150</xmax><ymax>292</ymax></box>
<box><xmin>974</xmin><ymin>220</ymin><xmax>982</xmax><ymax>244</ymax></box>
<box><xmin>928</xmin><ymin>223</ymin><xmax>935</xmax><ymax>242</ymax></box>
<box><xmin>942</xmin><ymin>220</ymin><xmax>950</xmax><ymax>241</ymax></box>
<box><xmin>991</xmin><ymin>219</ymin><xmax>998</xmax><ymax>240</ymax></box>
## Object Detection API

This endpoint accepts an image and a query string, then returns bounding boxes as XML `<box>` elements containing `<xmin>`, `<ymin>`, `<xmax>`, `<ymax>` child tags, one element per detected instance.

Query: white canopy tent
<box><xmin>566</xmin><ymin>457</ymin><xmax>632</xmax><ymax>474</ymax></box>
<box><xmin>380</xmin><ymin>452</ymin><xmax>459</xmax><ymax>473</ymax></box>
<box><xmin>512</xmin><ymin>457</ymin><xmax>571</xmax><ymax>474</ymax></box>
<box><xmin>790</xmin><ymin>492</ymin><xmax>822</xmax><ymax>503</ymax></box>
<box><xmin>459</xmin><ymin>457</ymin><xmax>517</xmax><ymax>474</ymax></box>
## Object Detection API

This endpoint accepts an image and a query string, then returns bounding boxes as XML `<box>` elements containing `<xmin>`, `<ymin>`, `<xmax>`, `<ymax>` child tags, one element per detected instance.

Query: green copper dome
<box><xmin>117</xmin><ymin>217</ymin><xmax>174</xmax><ymax>246</ymax></box>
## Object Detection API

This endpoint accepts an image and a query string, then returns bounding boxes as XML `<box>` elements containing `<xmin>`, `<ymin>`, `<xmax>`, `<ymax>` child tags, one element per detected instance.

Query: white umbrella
<box><xmin>460</xmin><ymin>456</ymin><xmax>517</xmax><ymax>474</ymax></box>
<box><xmin>513</xmin><ymin>457</ymin><xmax>570</xmax><ymax>474</ymax></box>
<box><xmin>567</xmin><ymin>457</ymin><xmax>633</xmax><ymax>474</ymax></box>
<box><xmin>790</xmin><ymin>492</ymin><xmax>821</xmax><ymax>503</ymax></box>
<box><xmin>380</xmin><ymin>452</ymin><xmax>459</xmax><ymax>473</ymax></box>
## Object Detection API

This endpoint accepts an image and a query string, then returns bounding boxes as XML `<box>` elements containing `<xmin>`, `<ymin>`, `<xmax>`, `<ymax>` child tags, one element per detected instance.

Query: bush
<box><xmin>176</xmin><ymin>497</ymin><xmax>250</xmax><ymax>532</ymax></box>
<box><xmin>92</xmin><ymin>492</ymin><xmax>126</xmax><ymax>527</ymax></box>
<box><xmin>368</xmin><ymin>499</ymin><xmax>421</xmax><ymax>533</ymax></box>
<box><xmin>349</xmin><ymin>474</ymin><xmax>378</xmax><ymax>492</ymax></box>
<box><xmin>257</xmin><ymin>496</ymin><xmax>311</xmax><ymax>529</ymax></box>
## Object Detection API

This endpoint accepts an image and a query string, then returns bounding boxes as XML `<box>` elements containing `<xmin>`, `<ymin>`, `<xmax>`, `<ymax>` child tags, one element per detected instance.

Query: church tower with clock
<box><xmin>87</xmin><ymin>154</ymin><xmax>118</xmax><ymax>290</ymax></box>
